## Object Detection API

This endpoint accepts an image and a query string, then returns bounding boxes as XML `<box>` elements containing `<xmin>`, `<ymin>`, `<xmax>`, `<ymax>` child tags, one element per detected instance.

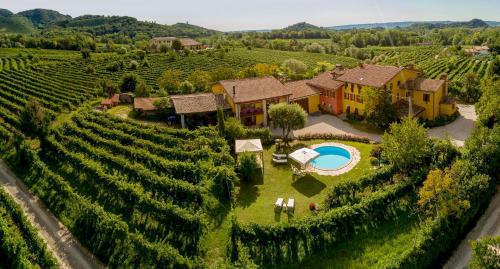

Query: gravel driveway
<box><xmin>278</xmin><ymin>104</ymin><xmax>476</xmax><ymax>146</ymax></box>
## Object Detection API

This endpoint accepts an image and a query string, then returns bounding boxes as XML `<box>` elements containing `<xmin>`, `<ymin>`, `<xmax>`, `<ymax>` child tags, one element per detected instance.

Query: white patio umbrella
<box><xmin>289</xmin><ymin>147</ymin><xmax>320</xmax><ymax>168</ymax></box>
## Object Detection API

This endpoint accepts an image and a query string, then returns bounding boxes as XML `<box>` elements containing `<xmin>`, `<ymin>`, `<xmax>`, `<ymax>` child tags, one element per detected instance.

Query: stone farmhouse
<box><xmin>149</xmin><ymin>37</ymin><xmax>203</xmax><ymax>52</ymax></box>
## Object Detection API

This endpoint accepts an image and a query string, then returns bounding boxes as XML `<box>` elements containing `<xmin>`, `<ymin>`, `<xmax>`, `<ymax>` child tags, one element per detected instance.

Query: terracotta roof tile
<box><xmin>101</xmin><ymin>99</ymin><xmax>112</xmax><ymax>105</ymax></box>
<box><xmin>179</xmin><ymin>38</ymin><xmax>201</xmax><ymax>47</ymax></box>
<box><xmin>171</xmin><ymin>93</ymin><xmax>228</xmax><ymax>114</ymax></box>
<box><xmin>219</xmin><ymin>76</ymin><xmax>291</xmax><ymax>104</ymax></box>
<box><xmin>307</xmin><ymin>71</ymin><xmax>344</xmax><ymax>90</ymax></box>
<box><xmin>336</xmin><ymin>64</ymin><xmax>404</xmax><ymax>88</ymax></box>
<box><xmin>151</xmin><ymin>37</ymin><xmax>176</xmax><ymax>41</ymax></box>
<box><xmin>284</xmin><ymin>80</ymin><xmax>321</xmax><ymax>101</ymax></box>
<box><xmin>400</xmin><ymin>78</ymin><xmax>444</xmax><ymax>92</ymax></box>
<box><xmin>111</xmin><ymin>94</ymin><xmax>120</xmax><ymax>103</ymax></box>
<box><xmin>134</xmin><ymin>97</ymin><xmax>164</xmax><ymax>111</ymax></box>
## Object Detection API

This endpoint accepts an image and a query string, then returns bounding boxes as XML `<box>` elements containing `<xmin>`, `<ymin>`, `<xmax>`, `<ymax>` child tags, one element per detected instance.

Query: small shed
<box><xmin>235</xmin><ymin>139</ymin><xmax>264</xmax><ymax>172</ymax></box>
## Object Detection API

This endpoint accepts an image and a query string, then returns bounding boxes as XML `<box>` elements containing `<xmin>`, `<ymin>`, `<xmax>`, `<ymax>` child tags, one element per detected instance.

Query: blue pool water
<box><xmin>311</xmin><ymin>146</ymin><xmax>351</xmax><ymax>170</ymax></box>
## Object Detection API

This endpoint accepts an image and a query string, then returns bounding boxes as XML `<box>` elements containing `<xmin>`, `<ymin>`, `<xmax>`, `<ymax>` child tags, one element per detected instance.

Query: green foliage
<box><xmin>363</xmin><ymin>87</ymin><xmax>397</xmax><ymax>128</ymax></box>
<box><xmin>172</xmin><ymin>39</ymin><xmax>182</xmax><ymax>51</ymax></box>
<box><xmin>475</xmin><ymin>78</ymin><xmax>500</xmax><ymax>127</ymax></box>
<box><xmin>382</xmin><ymin>117</ymin><xmax>431</xmax><ymax>172</ymax></box>
<box><xmin>136</xmin><ymin>49</ymin><xmax>146</xmax><ymax>60</ymax></box>
<box><xmin>269</xmin><ymin>102</ymin><xmax>308</xmax><ymax>145</ymax></box>
<box><xmin>19</xmin><ymin>99</ymin><xmax>51</xmax><ymax>138</ymax></box>
<box><xmin>80</xmin><ymin>48</ymin><xmax>91</xmax><ymax>60</ymax></box>
<box><xmin>281</xmin><ymin>58</ymin><xmax>308</xmax><ymax>74</ymax></box>
<box><xmin>216</xmin><ymin>108</ymin><xmax>225</xmax><ymax>136</ymax></box>
<box><xmin>134</xmin><ymin>80</ymin><xmax>150</xmax><ymax>97</ymax></box>
<box><xmin>157</xmin><ymin>69</ymin><xmax>182</xmax><ymax>92</ymax></box>
<box><xmin>237</xmin><ymin>152</ymin><xmax>258</xmax><ymax>182</ymax></box>
<box><xmin>187</xmin><ymin>70</ymin><xmax>211</xmax><ymax>91</ymax></box>
<box><xmin>119</xmin><ymin>73</ymin><xmax>139</xmax><ymax>93</ymax></box>
<box><xmin>97</xmin><ymin>79</ymin><xmax>118</xmax><ymax>97</ymax></box>
<box><xmin>179</xmin><ymin>80</ymin><xmax>195</xmax><ymax>93</ymax></box>
<box><xmin>470</xmin><ymin>236</ymin><xmax>500</xmax><ymax>269</ymax></box>
<box><xmin>430</xmin><ymin>137</ymin><xmax>459</xmax><ymax>169</ymax></box>
<box><xmin>129</xmin><ymin>60</ymin><xmax>139</xmax><ymax>70</ymax></box>
<box><xmin>224</xmin><ymin>117</ymin><xmax>245</xmax><ymax>142</ymax></box>
<box><xmin>458</xmin><ymin>72</ymin><xmax>482</xmax><ymax>103</ymax></box>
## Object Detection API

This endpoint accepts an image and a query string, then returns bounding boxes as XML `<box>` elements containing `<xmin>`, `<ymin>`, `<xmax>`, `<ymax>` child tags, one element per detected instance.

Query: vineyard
<box><xmin>368</xmin><ymin>46</ymin><xmax>494</xmax><ymax>82</ymax></box>
<box><xmin>0</xmin><ymin>188</ymin><xmax>57</xmax><ymax>268</ymax></box>
<box><xmin>15</xmin><ymin>110</ymin><xmax>236</xmax><ymax>268</ymax></box>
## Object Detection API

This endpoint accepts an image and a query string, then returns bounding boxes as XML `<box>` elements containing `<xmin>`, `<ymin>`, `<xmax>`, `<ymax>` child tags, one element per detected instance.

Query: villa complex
<box><xmin>148</xmin><ymin>37</ymin><xmax>203</xmax><ymax>51</ymax></box>
<box><xmin>212</xmin><ymin>63</ymin><xmax>457</xmax><ymax>126</ymax></box>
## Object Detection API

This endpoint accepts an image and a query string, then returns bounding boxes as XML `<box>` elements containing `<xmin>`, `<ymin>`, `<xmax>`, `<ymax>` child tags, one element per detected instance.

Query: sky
<box><xmin>2</xmin><ymin>0</ymin><xmax>500</xmax><ymax>31</ymax></box>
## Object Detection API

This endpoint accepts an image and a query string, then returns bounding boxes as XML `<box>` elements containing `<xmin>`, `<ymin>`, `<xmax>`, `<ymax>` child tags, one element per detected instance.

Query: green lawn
<box><xmin>295</xmin><ymin>212</ymin><xmax>420</xmax><ymax>269</ymax></box>
<box><xmin>235</xmin><ymin>139</ymin><xmax>374</xmax><ymax>224</ymax></box>
<box><xmin>106</xmin><ymin>105</ymin><xmax>172</xmax><ymax>127</ymax></box>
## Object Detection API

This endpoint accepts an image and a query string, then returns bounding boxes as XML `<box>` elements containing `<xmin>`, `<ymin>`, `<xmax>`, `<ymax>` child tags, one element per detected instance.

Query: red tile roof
<box><xmin>219</xmin><ymin>76</ymin><xmax>291</xmax><ymax>104</ymax></box>
<box><xmin>179</xmin><ymin>38</ymin><xmax>201</xmax><ymax>47</ymax></box>
<box><xmin>171</xmin><ymin>93</ymin><xmax>228</xmax><ymax>114</ymax></box>
<box><xmin>111</xmin><ymin>94</ymin><xmax>120</xmax><ymax>103</ymax></box>
<box><xmin>284</xmin><ymin>80</ymin><xmax>321</xmax><ymax>101</ymax></box>
<box><xmin>400</xmin><ymin>78</ymin><xmax>444</xmax><ymax>92</ymax></box>
<box><xmin>336</xmin><ymin>64</ymin><xmax>404</xmax><ymax>88</ymax></box>
<box><xmin>151</xmin><ymin>37</ymin><xmax>176</xmax><ymax>41</ymax></box>
<box><xmin>307</xmin><ymin>71</ymin><xmax>344</xmax><ymax>90</ymax></box>
<box><xmin>134</xmin><ymin>97</ymin><xmax>164</xmax><ymax>111</ymax></box>
<box><xmin>100</xmin><ymin>99</ymin><xmax>112</xmax><ymax>105</ymax></box>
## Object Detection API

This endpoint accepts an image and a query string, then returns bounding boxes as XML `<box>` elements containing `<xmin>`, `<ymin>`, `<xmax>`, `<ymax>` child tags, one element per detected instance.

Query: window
<box><xmin>397</xmin><ymin>80</ymin><xmax>401</xmax><ymax>86</ymax></box>
<box><xmin>350</xmin><ymin>94</ymin><xmax>354</xmax><ymax>101</ymax></box>
<box><xmin>423</xmin><ymin>94</ymin><xmax>430</xmax><ymax>102</ymax></box>
<box><xmin>357</xmin><ymin>84</ymin><xmax>362</xmax><ymax>90</ymax></box>
<box><xmin>344</xmin><ymin>92</ymin><xmax>348</xmax><ymax>100</ymax></box>
<box><xmin>358</xmin><ymin>87</ymin><xmax>362</xmax><ymax>94</ymax></box>
<box><xmin>358</xmin><ymin>95</ymin><xmax>363</xmax><ymax>103</ymax></box>
<box><xmin>350</xmin><ymin>84</ymin><xmax>354</xmax><ymax>92</ymax></box>
<box><xmin>344</xmin><ymin>82</ymin><xmax>348</xmax><ymax>88</ymax></box>
<box><xmin>406</xmin><ymin>91</ymin><xmax>412</xmax><ymax>98</ymax></box>
<box><xmin>397</xmin><ymin>93</ymin><xmax>400</xmax><ymax>100</ymax></box>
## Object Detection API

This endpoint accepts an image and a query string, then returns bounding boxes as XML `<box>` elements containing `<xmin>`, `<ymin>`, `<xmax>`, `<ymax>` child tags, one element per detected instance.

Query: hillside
<box><xmin>329</xmin><ymin>19</ymin><xmax>497</xmax><ymax>30</ymax></box>
<box><xmin>0</xmin><ymin>14</ymin><xmax>36</xmax><ymax>33</ymax></box>
<box><xmin>283</xmin><ymin>22</ymin><xmax>324</xmax><ymax>31</ymax></box>
<box><xmin>17</xmin><ymin>8</ymin><xmax>71</xmax><ymax>28</ymax></box>
<box><xmin>1</xmin><ymin>8</ymin><xmax>218</xmax><ymax>38</ymax></box>
<box><xmin>412</xmin><ymin>18</ymin><xmax>490</xmax><ymax>29</ymax></box>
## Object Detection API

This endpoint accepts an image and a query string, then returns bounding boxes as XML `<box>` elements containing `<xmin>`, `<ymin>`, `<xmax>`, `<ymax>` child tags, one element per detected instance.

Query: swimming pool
<box><xmin>311</xmin><ymin>146</ymin><xmax>352</xmax><ymax>170</ymax></box>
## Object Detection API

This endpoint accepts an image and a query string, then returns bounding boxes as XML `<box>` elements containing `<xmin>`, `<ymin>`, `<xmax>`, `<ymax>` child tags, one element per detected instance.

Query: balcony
<box><xmin>240</xmin><ymin>108</ymin><xmax>264</xmax><ymax>117</ymax></box>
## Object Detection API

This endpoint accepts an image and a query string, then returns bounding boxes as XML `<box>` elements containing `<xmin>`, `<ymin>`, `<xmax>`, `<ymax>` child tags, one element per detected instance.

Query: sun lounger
<box><xmin>286</xmin><ymin>199</ymin><xmax>294</xmax><ymax>214</ymax></box>
<box><xmin>275</xmin><ymin>198</ymin><xmax>284</xmax><ymax>212</ymax></box>
<box><xmin>272</xmin><ymin>153</ymin><xmax>288</xmax><ymax>159</ymax></box>
<box><xmin>272</xmin><ymin>158</ymin><xmax>288</xmax><ymax>164</ymax></box>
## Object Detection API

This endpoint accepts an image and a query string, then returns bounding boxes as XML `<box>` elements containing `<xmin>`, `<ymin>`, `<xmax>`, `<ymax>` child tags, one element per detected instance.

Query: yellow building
<box><xmin>212</xmin><ymin>76</ymin><xmax>291</xmax><ymax>126</ymax></box>
<box><xmin>335</xmin><ymin>64</ymin><xmax>457</xmax><ymax>120</ymax></box>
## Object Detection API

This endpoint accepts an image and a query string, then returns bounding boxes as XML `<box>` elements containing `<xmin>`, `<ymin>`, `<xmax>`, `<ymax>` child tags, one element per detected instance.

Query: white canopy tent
<box><xmin>289</xmin><ymin>147</ymin><xmax>319</xmax><ymax>169</ymax></box>
<box><xmin>235</xmin><ymin>139</ymin><xmax>264</xmax><ymax>172</ymax></box>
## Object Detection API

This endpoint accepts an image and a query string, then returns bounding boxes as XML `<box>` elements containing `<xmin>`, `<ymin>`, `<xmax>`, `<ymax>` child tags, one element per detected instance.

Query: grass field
<box><xmin>235</xmin><ymin>139</ymin><xmax>374</xmax><ymax>224</ymax></box>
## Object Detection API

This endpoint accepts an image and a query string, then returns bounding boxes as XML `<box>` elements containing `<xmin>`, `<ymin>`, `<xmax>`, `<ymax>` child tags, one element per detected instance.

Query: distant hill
<box><xmin>283</xmin><ymin>22</ymin><xmax>323</xmax><ymax>31</ymax></box>
<box><xmin>0</xmin><ymin>8</ymin><xmax>218</xmax><ymax>38</ymax></box>
<box><xmin>328</xmin><ymin>19</ymin><xmax>498</xmax><ymax>30</ymax></box>
<box><xmin>18</xmin><ymin>8</ymin><xmax>71</xmax><ymax>28</ymax></box>
<box><xmin>0</xmin><ymin>8</ymin><xmax>13</xmax><ymax>17</ymax></box>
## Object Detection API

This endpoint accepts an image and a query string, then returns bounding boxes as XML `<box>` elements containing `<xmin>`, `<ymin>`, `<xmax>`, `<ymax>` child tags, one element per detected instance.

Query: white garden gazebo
<box><xmin>289</xmin><ymin>147</ymin><xmax>319</xmax><ymax>170</ymax></box>
<box><xmin>235</xmin><ymin>139</ymin><xmax>264</xmax><ymax>172</ymax></box>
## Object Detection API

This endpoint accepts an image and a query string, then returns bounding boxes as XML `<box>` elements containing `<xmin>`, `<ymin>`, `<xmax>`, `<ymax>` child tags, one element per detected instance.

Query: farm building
<box><xmin>212</xmin><ymin>76</ymin><xmax>292</xmax><ymax>127</ymax></box>
<box><xmin>149</xmin><ymin>37</ymin><xmax>203</xmax><ymax>52</ymax></box>
<box><xmin>170</xmin><ymin>93</ymin><xmax>229</xmax><ymax>128</ymax></box>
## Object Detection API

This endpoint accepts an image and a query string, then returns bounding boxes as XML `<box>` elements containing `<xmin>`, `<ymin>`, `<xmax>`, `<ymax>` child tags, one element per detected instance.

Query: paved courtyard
<box><xmin>273</xmin><ymin>104</ymin><xmax>476</xmax><ymax>146</ymax></box>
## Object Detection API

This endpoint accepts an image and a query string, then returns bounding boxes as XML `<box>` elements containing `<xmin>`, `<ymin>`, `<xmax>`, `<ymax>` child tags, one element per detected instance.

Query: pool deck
<box><xmin>307</xmin><ymin>142</ymin><xmax>361</xmax><ymax>176</ymax></box>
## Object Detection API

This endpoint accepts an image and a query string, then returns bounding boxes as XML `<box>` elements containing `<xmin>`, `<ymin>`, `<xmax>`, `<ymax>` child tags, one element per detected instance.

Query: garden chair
<box><xmin>275</xmin><ymin>198</ymin><xmax>284</xmax><ymax>213</ymax></box>
<box><xmin>291</xmin><ymin>165</ymin><xmax>306</xmax><ymax>179</ymax></box>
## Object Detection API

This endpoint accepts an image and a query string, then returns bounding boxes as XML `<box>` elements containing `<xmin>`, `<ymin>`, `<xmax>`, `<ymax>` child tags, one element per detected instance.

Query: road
<box><xmin>0</xmin><ymin>160</ymin><xmax>105</xmax><ymax>269</ymax></box>
<box><xmin>443</xmin><ymin>186</ymin><xmax>500</xmax><ymax>269</ymax></box>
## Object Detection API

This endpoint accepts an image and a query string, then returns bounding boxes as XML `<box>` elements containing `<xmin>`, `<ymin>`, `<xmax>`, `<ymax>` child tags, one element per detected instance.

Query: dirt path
<box><xmin>0</xmin><ymin>160</ymin><xmax>105</xmax><ymax>269</ymax></box>
<box><xmin>443</xmin><ymin>186</ymin><xmax>500</xmax><ymax>269</ymax></box>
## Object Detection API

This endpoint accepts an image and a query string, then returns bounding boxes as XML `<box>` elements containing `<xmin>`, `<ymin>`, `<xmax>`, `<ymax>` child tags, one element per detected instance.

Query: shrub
<box><xmin>296</xmin><ymin>133</ymin><xmax>370</xmax><ymax>143</ymax></box>
<box><xmin>238</xmin><ymin>152</ymin><xmax>258</xmax><ymax>182</ymax></box>
<box><xmin>120</xmin><ymin>73</ymin><xmax>140</xmax><ymax>93</ymax></box>
<box><xmin>369</xmin><ymin>157</ymin><xmax>379</xmax><ymax>166</ymax></box>
<box><xmin>129</xmin><ymin>60</ymin><xmax>139</xmax><ymax>70</ymax></box>
<box><xmin>469</xmin><ymin>236</ymin><xmax>500</xmax><ymax>269</ymax></box>
<box><xmin>116</xmin><ymin>47</ymin><xmax>127</xmax><ymax>55</ymax></box>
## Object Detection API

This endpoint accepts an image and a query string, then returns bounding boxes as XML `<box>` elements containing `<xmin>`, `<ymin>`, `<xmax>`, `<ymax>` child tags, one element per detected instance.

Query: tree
<box><xmin>19</xmin><ymin>99</ymin><xmax>51</xmax><ymax>138</ymax></box>
<box><xmin>304</xmin><ymin>43</ymin><xmax>325</xmax><ymax>53</ymax></box>
<box><xmin>281</xmin><ymin>59</ymin><xmax>308</xmax><ymax>74</ymax></box>
<box><xmin>268</xmin><ymin>103</ymin><xmax>307</xmax><ymax>146</ymax></box>
<box><xmin>153</xmin><ymin>97</ymin><xmax>170</xmax><ymax>116</ymax></box>
<box><xmin>134</xmin><ymin>81</ymin><xmax>150</xmax><ymax>97</ymax></box>
<box><xmin>97</xmin><ymin>79</ymin><xmax>118</xmax><ymax>97</ymax></box>
<box><xmin>210</xmin><ymin>67</ymin><xmax>236</xmax><ymax>83</ymax></box>
<box><xmin>187</xmin><ymin>70</ymin><xmax>211</xmax><ymax>92</ymax></box>
<box><xmin>475</xmin><ymin>78</ymin><xmax>499</xmax><ymax>127</ymax></box>
<box><xmin>225</xmin><ymin>117</ymin><xmax>245</xmax><ymax>141</ymax></box>
<box><xmin>120</xmin><ymin>73</ymin><xmax>139</xmax><ymax>93</ymax></box>
<box><xmin>158</xmin><ymin>70</ymin><xmax>182</xmax><ymax>92</ymax></box>
<box><xmin>431</xmin><ymin>137</ymin><xmax>459</xmax><ymax>169</ymax></box>
<box><xmin>382</xmin><ymin>117</ymin><xmax>431</xmax><ymax>172</ymax></box>
<box><xmin>417</xmin><ymin>168</ymin><xmax>470</xmax><ymax>218</ymax></box>
<box><xmin>469</xmin><ymin>236</ymin><xmax>500</xmax><ymax>269</ymax></box>
<box><xmin>216</xmin><ymin>108</ymin><xmax>225</xmax><ymax>136</ymax></box>
<box><xmin>81</xmin><ymin>49</ymin><xmax>91</xmax><ymax>60</ymax></box>
<box><xmin>172</xmin><ymin>39</ymin><xmax>182</xmax><ymax>51</ymax></box>
<box><xmin>238</xmin><ymin>152</ymin><xmax>258</xmax><ymax>182</ymax></box>
<box><xmin>253</xmin><ymin>63</ymin><xmax>278</xmax><ymax>77</ymax></box>
<box><xmin>363</xmin><ymin>87</ymin><xmax>397</xmax><ymax>127</ymax></box>
<box><xmin>179</xmin><ymin>80</ymin><xmax>195</xmax><ymax>93</ymax></box>
<box><xmin>136</xmin><ymin>49</ymin><xmax>146</xmax><ymax>60</ymax></box>
<box><xmin>459</xmin><ymin>72</ymin><xmax>481</xmax><ymax>103</ymax></box>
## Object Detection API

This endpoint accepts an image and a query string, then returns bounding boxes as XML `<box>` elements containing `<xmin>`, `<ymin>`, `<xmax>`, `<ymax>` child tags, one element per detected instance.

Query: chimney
<box><xmin>232</xmin><ymin>85</ymin><xmax>236</xmax><ymax>96</ymax></box>
<box><xmin>439</xmin><ymin>73</ymin><xmax>448</xmax><ymax>96</ymax></box>
<box><xmin>335</xmin><ymin>64</ymin><xmax>344</xmax><ymax>70</ymax></box>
